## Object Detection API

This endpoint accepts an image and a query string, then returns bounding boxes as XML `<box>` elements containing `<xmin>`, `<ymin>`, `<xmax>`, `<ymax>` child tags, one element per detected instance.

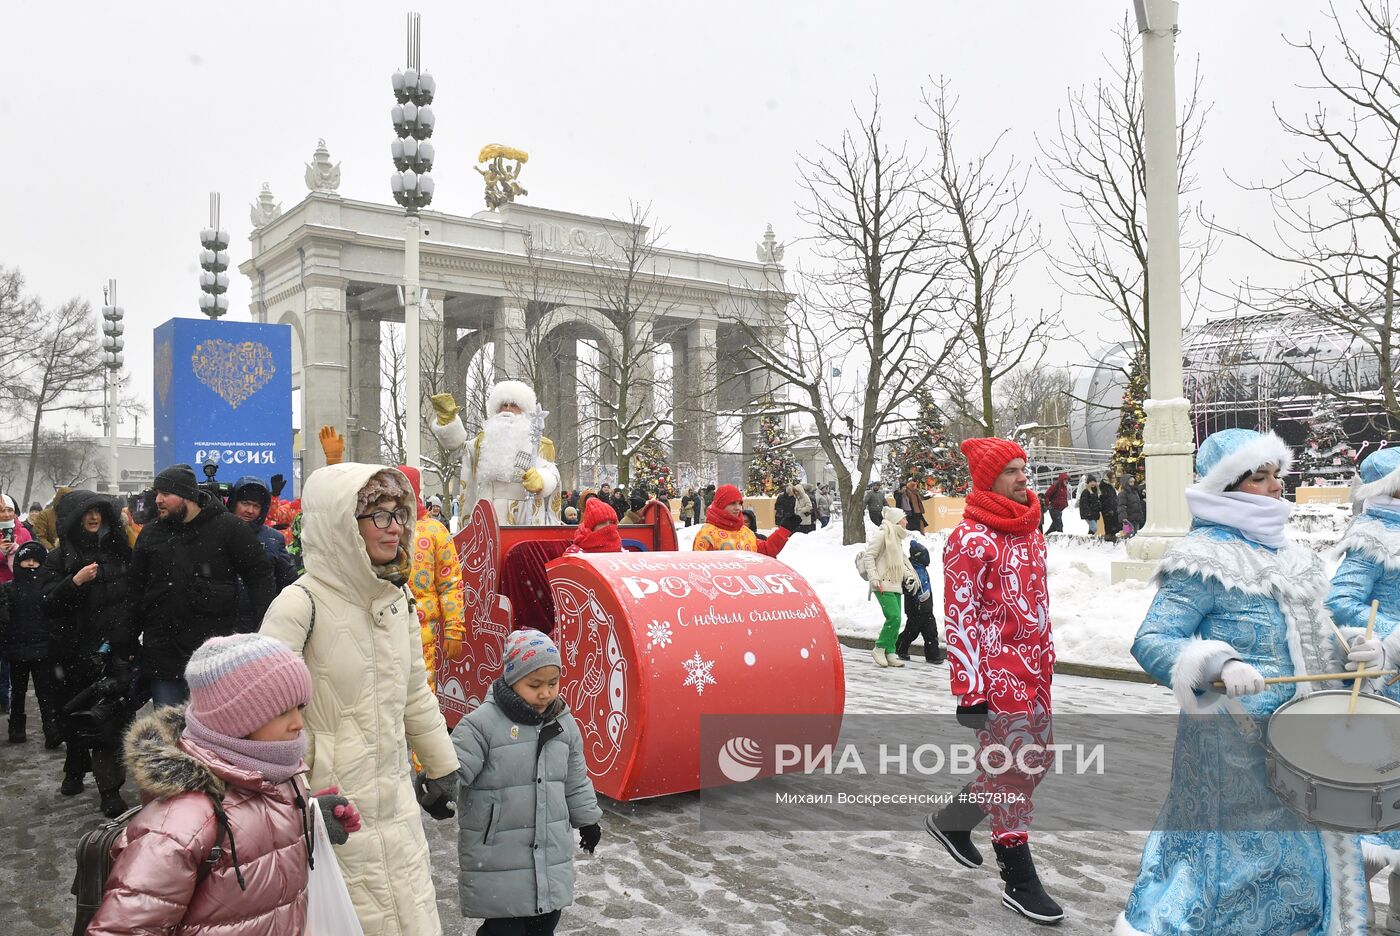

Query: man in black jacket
<box><xmin>118</xmin><ymin>464</ymin><xmax>275</xmax><ymax>707</ymax></box>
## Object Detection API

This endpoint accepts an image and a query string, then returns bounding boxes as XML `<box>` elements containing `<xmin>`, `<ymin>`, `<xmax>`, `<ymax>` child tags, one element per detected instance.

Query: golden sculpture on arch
<box><xmin>476</xmin><ymin>144</ymin><xmax>529</xmax><ymax>210</ymax></box>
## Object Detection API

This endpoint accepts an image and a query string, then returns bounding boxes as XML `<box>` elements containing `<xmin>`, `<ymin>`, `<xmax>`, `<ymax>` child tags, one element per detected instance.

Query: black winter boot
<box><xmin>99</xmin><ymin>789</ymin><xmax>130</xmax><ymax>819</ymax></box>
<box><xmin>924</xmin><ymin>787</ymin><xmax>988</xmax><ymax>868</ymax></box>
<box><xmin>8</xmin><ymin>713</ymin><xmax>25</xmax><ymax>743</ymax></box>
<box><xmin>993</xmin><ymin>841</ymin><xmax>1064</xmax><ymax>925</ymax></box>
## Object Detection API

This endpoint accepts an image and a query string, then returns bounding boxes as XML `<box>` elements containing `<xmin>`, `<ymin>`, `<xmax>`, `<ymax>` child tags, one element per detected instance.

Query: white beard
<box><xmin>476</xmin><ymin>411</ymin><xmax>535</xmax><ymax>482</ymax></box>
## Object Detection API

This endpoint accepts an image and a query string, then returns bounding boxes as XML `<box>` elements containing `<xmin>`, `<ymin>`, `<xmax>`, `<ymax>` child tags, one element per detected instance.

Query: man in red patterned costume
<box><xmin>924</xmin><ymin>437</ymin><xmax>1062</xmax><ymax>925</ymax></box>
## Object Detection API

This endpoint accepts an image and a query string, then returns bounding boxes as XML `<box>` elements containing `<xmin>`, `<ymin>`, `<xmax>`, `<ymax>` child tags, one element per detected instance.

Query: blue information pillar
<box><xmin>153</xmin><ymin>318</ymin><xmax>295</xmax><ymax>497</ymax></box>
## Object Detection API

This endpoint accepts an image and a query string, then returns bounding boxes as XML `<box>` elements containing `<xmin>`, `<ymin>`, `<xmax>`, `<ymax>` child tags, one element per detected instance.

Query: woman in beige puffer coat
<box><xmin>261</xmin><ymin>463</ymin><xmax>458</xmax><ymax>936</ymax></box>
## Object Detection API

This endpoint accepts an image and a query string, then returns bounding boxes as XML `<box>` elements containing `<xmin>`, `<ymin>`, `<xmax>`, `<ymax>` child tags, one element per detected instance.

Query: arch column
<box><xmin>493</xmin><ymin>297</ymin><xmax>531</xmax><ymax>381</ymax></box>
<box><xmin>675</xmin><ymin>322</ymin><xmax>717</xmax><ymax>478</ymax></box>
<box><xmin>348</xmin><ymin>308</ymin><xmax>381</xmax><ymax>463</ymax></box>
<box><xmin>301</xmin><ymin>281</ymin><xmax>349</xmax><ymax>474</ymax></box>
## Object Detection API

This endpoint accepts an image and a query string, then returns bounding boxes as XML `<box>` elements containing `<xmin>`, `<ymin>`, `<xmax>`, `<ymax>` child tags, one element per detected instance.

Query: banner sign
<box><xmin>153</xmin><ymin>318</ymin><xmax>294</xmax><ymax>496</ymax></box>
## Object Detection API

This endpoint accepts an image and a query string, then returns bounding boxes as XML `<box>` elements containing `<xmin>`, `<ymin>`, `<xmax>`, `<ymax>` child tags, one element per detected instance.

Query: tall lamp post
<box><xmin>1114</xmin><ymin>0</ymin><xmax>1196</xmax><ymax>582</ymax></box>
<box><xmin>199</xmin><ymin>193</ymin><xmax>231</xmax><ymax>320</ymax></box>
<box><xmin>390</xmin><ymin>11</ymin><xmax>436</xmax><ymax>467</ymax></box>
<box><xmin>100</xmin><ymin>280</ymin><xmax>125</xmax><ymax>495</ymax></box>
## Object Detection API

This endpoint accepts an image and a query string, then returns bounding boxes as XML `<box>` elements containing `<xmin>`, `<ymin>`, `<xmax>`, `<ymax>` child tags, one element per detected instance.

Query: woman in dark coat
<box><xmin>1078</xmin><ymin>479</ymin><xmax>1101</xmax><ymax>537</ymax></box>
<box><xmin>40</xmin><ymin>489</ymin><xmax>133</xmax><ymax>816</ymax></box>
<box><xmin>1121</xmin><ymin>477</ymin><xmax>1146</xmax><ymax>535</ymax></box>
<box><xmin>774</xmin><ymin>488</ymin><xmax>796</xmax><ymax>530</ymax></box>
<box><xmin>1098</xmin><ymin>479</ymin><xmax>1121</xmax><ymax>544</ymax></box>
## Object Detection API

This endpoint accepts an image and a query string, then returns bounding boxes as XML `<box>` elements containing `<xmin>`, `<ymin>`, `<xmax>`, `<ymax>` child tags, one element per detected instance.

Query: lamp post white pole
<box><xmin>390</xmin><ymin>12</ymin><xmax>436</xmax><ymax>469</ymax></box>
<box><xmin>404</xmin><ymin>214</ymin><xmax>422</xmax><ymax>466</ymax></box>
<box><xmin>1115</xmin><ymin>0</ymin><xmax>1196</xmax><ymax>581</ymax></box>
<box><xmin>100</xmin><ymin>280</ymin><xmax>125</xmax><ymax>495</ymax></box>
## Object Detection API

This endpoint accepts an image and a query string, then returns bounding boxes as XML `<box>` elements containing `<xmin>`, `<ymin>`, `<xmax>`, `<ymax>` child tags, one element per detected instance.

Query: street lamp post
<box><xmin>390</xmin><ymin>12</ymin><xmax>436</xmax><ymax>467</ymax></box>
<box><xmin>1114</xmin><ymin>0</ymin><xmax>1196</xmax><ymax>582</ymax></box>
<box><xmin>199</xmin><ymin>192</ymin><xmax>231</xmax><ymax>320</ymax></box>
<box><xmin>100</xmin><ymin>280</ymin><xmax>125</xmax><ymax>495</ymax></box>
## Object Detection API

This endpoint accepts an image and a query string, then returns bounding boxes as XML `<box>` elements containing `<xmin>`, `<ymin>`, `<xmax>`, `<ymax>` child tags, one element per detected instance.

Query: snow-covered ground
<box><xmin>716</xmin><ymin>499</ymin><xmax>1360</xmax><ymax>674</ymax></box>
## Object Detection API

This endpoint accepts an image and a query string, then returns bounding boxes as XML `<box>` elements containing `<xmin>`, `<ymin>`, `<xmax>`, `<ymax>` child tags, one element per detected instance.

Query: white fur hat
<box><xmin>1193</xmin><ymin>428</ymin><xmax>1293</xmax><ymax>493</ymax></box>
<box><xmin>486</xmin><ymin>380</ymin><xmax>538</xmax><ymax>416</ymax></box>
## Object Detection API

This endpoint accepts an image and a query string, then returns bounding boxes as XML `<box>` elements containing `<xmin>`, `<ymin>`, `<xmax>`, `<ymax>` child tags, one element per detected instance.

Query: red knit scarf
<box><xmin>572</xmin><ymin>520</ymin><xmax>622</xmax><ymax>553</ymax></box>
<box><xmin>963</xmin><ymin>489</ymin><xmax>1042</xmax><ymax>535</ymax></box>
<box><xmin>705</xmin><ymin>501</ymin><xmax>744</xmax><ymax>531</ymax></box>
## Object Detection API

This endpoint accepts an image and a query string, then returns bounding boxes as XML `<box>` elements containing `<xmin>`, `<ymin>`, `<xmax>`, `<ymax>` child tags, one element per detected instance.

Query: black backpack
<box><xmin>71</xmin><ymin>792</ymin><xmax>231</xmax><ymax>935</ymax></box>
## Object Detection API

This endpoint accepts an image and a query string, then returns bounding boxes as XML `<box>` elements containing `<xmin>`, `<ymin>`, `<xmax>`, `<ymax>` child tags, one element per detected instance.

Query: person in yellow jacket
<box><xmin>692</xmin><ymin>484</ymin><xmax>799</xmax><ymax>556</ymax></box>
<box><xmin>397</xmin><ymin>466</ymin><xmax>465</xmax><ymax>691</ymax></box>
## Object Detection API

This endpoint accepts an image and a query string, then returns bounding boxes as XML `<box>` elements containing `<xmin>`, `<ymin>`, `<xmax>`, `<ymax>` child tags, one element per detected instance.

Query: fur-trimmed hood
<box><xmin>1333</xmin><ymin>507</ymin><xmax>1400</xmax><ymax>573</ymax></box>
<box><xmin>124</xmin><ymin>706</ymin><xmax>298</xmax><ymax>802</ymax></box>
<box><xmin>1193</xmin><ymin>429</ymin><xmax>1294</xmax><ymax>494</ymax></box>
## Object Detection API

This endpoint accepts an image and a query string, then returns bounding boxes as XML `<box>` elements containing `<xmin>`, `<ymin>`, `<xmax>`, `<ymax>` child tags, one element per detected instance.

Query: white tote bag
<box><xmin>304</xmin><ymin>798</ymin><xmax>366</xmax><ymax>936</ymax></box>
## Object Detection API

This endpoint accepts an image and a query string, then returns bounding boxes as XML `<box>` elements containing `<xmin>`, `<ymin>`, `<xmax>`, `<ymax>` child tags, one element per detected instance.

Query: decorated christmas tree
<box><xmin>1295</xmin><ymin>399</ymin><xmax>1350</xmax><ymax>481</ymax></box>
<box><xmin>746</xmin><ymin>413</ymin><xmax>802</xmax><ymax>496</ymax></box>
<box><xmin>884</xmin><ymin>394</ymin><xmax>969</xmax><ymax>495</ymax></box>
<box><xmin>631</xmin><ymin>438</ymin><xmax>677</xmax><ymax>499</ymax></box>
<box><xmin>1110</xmin><ymin>354</ymin><xmax>1147</xmax><ymax>485</ymax></box>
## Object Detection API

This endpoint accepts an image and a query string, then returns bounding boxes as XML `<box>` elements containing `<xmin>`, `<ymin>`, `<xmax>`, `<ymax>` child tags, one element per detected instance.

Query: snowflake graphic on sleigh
<box><xmin>646</xmin><ymin>620</ymin><xmax>673</xmax><ymax>651</ymax></box>
<box><xmin>681</xmin><ymin>652</ymin><xmax>717</xmax><ymax>696</ymax></box>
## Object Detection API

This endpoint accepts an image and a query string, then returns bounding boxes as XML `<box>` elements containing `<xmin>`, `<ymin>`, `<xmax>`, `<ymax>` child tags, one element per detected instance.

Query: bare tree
<box><xmin>1221</xmin><ymin>0</ymin><xmax>1400</xmax><ymax>429</ymax></box>
<box><xmin>501</xmin><ymin>231</ymin><xmax>573</xmax><ymax>391</ymax></box>
<box><xmin>0</xmin><ymin>266</ymin><xmax>39</xmax><ymax>382</ymax></box>
<box><xmin>4</xmin><ymin>295</ymin><xmax>105</xmax><ymax>506</ymax></box>
<box><xmin>579</xmin><ymin>201</ymin><xmax>684</xmax><ymax>490</ymax></box>
<box><xmin>921</xmin><ymin>79</ymin><xmax>1054</xmax><ymax>437</ymax></box>
<box><xmin>737</xmin><ymin>89</ymin><xmax>956</xmax><ymax>544</ymax></box>
<box><xmin>379</xmin><ymin>322</ymin><xmax>462</xmax><ymax>490</ymax></box>
<box><xmin>36</xmin><ymin>432</ymin><xmax>99</xmax><ymax>491</ymax></box>
<box><xmin>1036</xmin><ymin>15</ymin><xmax>1212</xmax><ymax>370</ymax></box>
<box><xmin>995</xmin><ymin>365</ymin><xmax>1074</xmax><ymax>444</ymax></box>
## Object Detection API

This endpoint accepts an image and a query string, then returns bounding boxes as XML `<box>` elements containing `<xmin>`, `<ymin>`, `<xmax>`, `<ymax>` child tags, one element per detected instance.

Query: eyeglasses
<box><xmin>356</xmin><ymin>507</ymin><xmax>411</xmax><ymax>529</ymax></box>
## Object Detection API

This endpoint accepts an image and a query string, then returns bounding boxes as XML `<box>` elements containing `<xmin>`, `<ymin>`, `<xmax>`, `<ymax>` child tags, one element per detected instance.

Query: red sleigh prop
<box><xmin>437</xmin><ymin>500</ymin><xmax>845</xmax><ymax>800</ymax></box>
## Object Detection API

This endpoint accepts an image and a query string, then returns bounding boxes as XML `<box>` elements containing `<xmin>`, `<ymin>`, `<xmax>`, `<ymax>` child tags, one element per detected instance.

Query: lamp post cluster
<box><xmin>391</xmin><ymin>12</ymin><xmax>435</xmax><ymax>467</ymax></box>
<box><xmin>199</xmin><ymin>192</ymin><xmax>231</xmax><ymax>320</ymax></box>
<box><xmin>100</xmin><ymin>279</ymin><xmax>125</xmax><ymax>494</ymax></box>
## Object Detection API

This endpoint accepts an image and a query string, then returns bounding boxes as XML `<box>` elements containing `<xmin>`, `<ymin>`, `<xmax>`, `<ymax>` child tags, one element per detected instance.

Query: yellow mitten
<box><xmin>318</xmin><ymin>426</ymin><xmax>345</xmax><ymax>465</ymax></box>
<box><xmin>429</xmin><ymin>393</ymin><xmax>460</xmax><ymax>426</ymax></box>
<box><xmin>521</xmin><ymin>467</ymin><xmax>545</xmax><ymax>494</ymax></box>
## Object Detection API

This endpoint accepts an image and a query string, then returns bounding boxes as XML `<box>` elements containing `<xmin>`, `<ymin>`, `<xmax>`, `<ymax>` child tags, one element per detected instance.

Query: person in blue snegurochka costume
<box><xmin>1118</xmin><ymin>428</ymin><xmax>1381</xmax><ymax>936</ymax></box>
<box><xmin>1326</xmin><ymin>445</ymin><xmax>1400</xmax><ymax>886</ymax></box>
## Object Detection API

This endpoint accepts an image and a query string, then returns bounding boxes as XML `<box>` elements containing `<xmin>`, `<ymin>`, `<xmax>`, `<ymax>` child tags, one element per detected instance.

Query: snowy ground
<box><xmin>729</xmin><ymin>500</ymin><xmax>1359</xmax><ymax>674</ymax></box>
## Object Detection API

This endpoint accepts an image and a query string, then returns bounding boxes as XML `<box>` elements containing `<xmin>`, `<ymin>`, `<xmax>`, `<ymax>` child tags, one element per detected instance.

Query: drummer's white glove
<box><xmin>1347</xmin><ymin>635</ymin><xmax>1386</xmax><ymax>672</ymax></box>
<box><xmin>1219</xmin><ymin>659</ymin><xmax>1266</xmax><ymax>698</ymax></box>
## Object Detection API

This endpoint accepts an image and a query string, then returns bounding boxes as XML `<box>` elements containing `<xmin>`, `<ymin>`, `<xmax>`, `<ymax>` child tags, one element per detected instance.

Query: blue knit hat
<box><xmin>502</xmin><ymin>629</ymin><xmax>562</xmax><ymax>683</ymax></box>
<box><xmin>1355</xmin><ymin>447</ymin><xmax>1400</xmax><ymax>502</ymax></box>
<box><xmin>1194</xmin><ymin>428</ymin><xmax>1294</xmax><ymax>493</ymax></box>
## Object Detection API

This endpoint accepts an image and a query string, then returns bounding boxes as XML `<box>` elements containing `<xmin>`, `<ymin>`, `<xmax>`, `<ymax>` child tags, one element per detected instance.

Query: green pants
<box><xmin>875</xmin><ymin>590</ymin><xmax>902</xmax><ymax>651</ymax></box>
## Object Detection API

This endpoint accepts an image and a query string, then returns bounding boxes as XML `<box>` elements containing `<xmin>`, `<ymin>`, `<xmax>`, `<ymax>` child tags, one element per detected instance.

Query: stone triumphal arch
<box><xmin>239</xmin><ymin>163</ymin><xmax>791</xmax><ymax>489</ymax></box>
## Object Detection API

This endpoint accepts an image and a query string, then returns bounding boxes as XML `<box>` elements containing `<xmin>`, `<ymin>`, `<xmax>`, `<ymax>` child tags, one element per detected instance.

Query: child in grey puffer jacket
<box><xmin>453</xmin><ymin>629</ymin><xmax>602</xmax><ymax>936</ymax></box>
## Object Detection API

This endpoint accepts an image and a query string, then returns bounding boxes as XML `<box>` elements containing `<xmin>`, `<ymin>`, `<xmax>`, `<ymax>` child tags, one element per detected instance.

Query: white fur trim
<box><xmin>431</xmin><ymin>414</ymin><xmax>469</xmax><ymax>452</ymax></box>
<box><xmin>486</xmin><ymin>380</ymin><xmax>537</xmax><ymax>416</ymax></box>
<box><xmin>1353</xmin><ymin>462</ymin><xmax>1400</xmax><ymax>503</ymax></box>
<box><xmin>1113</xmin><ymin>913</ymin><xmax>1151</xmax><ymax>936</ymax></box>
<box><xmin>1333</xmin><ymin>513</ymin><xmax>1400</xmax><ymax>572</ymax></box>
<box><xmin>1196</xmin><ymin>431</ymin><xmax>1294</xmax><ymax>493</ymax></box>
<box><xmin>1362</xmin><ymin>839</ymin><xmax>1400</xmax><ymax>876</ymax></box>
<box><xmin>1169</xmin><ymin>638</ymin><xmax>1237</xmax><ymax>712</ymax></box>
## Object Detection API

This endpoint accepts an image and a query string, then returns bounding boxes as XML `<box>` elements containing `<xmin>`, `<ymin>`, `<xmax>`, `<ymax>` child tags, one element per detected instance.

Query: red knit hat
<box><xmin>573</xmin><ymin>497</ymin><xmax>622</xmax><ymax>553</ymax></box>
<box><xmin>711</xmin><ymin>484</ymin><xmax>744</xmax><ymax>511</ymax></box>
<box><xmin>581</xmin><ymin>496</ymin><xmax>618</xmax><ymax>530</ymax></box>
<box><xmin>960</xmin><ymin>437</ymin><xmax>1028</xmax><ymax>492</ymax></box>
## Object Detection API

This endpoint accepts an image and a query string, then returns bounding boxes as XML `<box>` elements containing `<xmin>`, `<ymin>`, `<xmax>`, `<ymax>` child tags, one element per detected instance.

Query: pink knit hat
<box><xmin>184</xmin><ymin>634</ymin><xmax>313</xmax><ymax>738</ymax></box>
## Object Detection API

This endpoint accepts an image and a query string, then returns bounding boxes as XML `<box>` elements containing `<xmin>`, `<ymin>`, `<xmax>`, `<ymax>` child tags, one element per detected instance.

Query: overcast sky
<box><xmin>0</xmin><ymin>1</ymin><xmax>1353</xmax><ymax>441</ymax></box>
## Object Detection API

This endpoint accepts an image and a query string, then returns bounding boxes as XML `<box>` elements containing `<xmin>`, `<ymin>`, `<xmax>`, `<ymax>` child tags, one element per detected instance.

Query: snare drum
<box><xmin>1266</xmin><ymin>689</ymin><xmax>1400</xmax><ymax>833</ymax></box>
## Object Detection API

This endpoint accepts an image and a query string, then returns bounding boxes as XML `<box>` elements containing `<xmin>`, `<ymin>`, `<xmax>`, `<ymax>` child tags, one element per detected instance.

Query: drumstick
<box><xmin>1328</xmin><ymin>620</ymin><xmax>1354</xmax><ymax>658</ymax></box>
<box><xmin>1210</xmin><ymin>669</ymin><xmax>1393</xmax><ymax>689</ymax></box>
<box><xmin>1349</xmin><ymin>600</ymin><xmax>1380</xmax><ymax>716</ymax></box>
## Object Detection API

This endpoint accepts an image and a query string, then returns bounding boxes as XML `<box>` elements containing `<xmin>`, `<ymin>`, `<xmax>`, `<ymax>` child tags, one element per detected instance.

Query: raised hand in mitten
<box><xmin>270</xmin><ymin>474</ymin><xmax>287</xmax><ymax>498</ymax></box>
<box><xmin>578</xmin><ymin>822</ymin><xmax>602</xmax><ymax>854</ymax></box>
<box><xmin>429</xmin><ymin>393</ymin><xmax>460</xmax><ymax>426</ymax></box>
<box><xmin>318</xmin><ymin>426</ymin><xmax>345</xmax><ymax>465</ymax></box>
